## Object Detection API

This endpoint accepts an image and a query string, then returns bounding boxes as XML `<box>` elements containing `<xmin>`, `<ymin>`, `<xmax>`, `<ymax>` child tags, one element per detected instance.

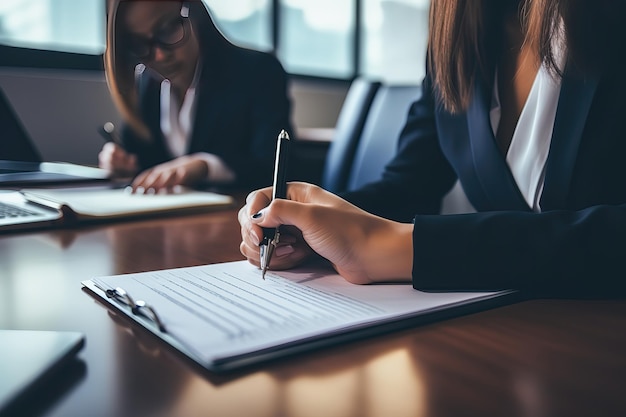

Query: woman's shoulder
<box><xmin>199</xmin><ymin>42</ymin><xmax>287</xmax><ymax>86</ymax></box>
<box><xmin>228</xmin><ymin>46</ymin><xmax>284</xmax><ymax>73</ymax></box>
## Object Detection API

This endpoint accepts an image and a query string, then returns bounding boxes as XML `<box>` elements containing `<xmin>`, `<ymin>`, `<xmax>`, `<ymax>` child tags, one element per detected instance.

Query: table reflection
<box><xmin>107</xmin><ymin>304</ymin><xmax>427</xmax><ymax>417</ymax></box>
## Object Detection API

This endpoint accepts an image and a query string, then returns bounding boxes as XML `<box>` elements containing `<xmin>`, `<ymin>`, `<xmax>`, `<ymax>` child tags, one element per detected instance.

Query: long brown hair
<box><xmin>104</xmin><ymin>0</ymin><xmax>230</xmax><ymax>140</ymax></box>
<box><xmin>428</xmin><ymin>0</ymin><xmax>619</xmax><ymax>113</ymax></box>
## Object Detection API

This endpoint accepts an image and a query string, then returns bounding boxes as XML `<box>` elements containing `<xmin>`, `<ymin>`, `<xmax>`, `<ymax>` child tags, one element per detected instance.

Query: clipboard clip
<box><xmin>105</xmin><ymin>287</ymin><xmax>167</xmax><ymax>332</ymax></box>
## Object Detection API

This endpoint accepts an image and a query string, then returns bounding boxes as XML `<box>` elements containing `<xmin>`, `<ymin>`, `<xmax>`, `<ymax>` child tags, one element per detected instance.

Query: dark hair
<box><xmin>428</xmin><ymin>0</ymin><xmax>621</xmax><ymax>113</ymax></box>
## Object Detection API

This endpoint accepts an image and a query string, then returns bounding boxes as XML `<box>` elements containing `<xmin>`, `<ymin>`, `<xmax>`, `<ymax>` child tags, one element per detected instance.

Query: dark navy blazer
<box><xmin>121</xmin><ymin>48</ymin><xmax>293</xmax><ymax>190</ymax></box>
<box><xmin>344</xmin><ymin>58</ymin><xmax>626</xmax><ymax>294</ymax></box>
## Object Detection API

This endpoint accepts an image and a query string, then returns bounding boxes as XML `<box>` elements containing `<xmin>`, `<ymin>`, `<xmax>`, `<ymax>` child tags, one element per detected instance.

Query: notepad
<box><xmin>0</xmin><ymin>185</ymin><xmax>234</xmax><ymax>232</ymax></box>
<box><xmin>82</xmin><ymin>260</ymin><xmax>516</xmax><ymax>372</ymax></box>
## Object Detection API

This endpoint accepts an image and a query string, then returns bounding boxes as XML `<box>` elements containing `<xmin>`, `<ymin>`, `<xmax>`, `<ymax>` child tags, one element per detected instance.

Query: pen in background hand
<box><xmin>98</xmin><ymin>121</ymin><xmax>122</xmax><ymax>145</ymax></box>
<box><xmin>260</xmin><ymin>129</ymin><xmax>291</xmax><ymax>279</ymax></box>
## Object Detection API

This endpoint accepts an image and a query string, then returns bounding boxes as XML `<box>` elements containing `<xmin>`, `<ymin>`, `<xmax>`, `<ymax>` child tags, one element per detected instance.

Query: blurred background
<box><xmin>0</xmin><ymin>0</ymin><xmax>430</xmax><ymax>181</ymax></box>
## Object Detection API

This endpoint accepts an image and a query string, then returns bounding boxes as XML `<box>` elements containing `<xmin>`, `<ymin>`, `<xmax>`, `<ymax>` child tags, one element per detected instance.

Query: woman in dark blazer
<box><xmin>99</xmin><ymin>0</ymin><xmax>293</xmax><ymax>191</ymax></box>
<box><xmin>239</xmin><ymin>0</ymin><xmax>626</xmax><ymax>295</ymax></box>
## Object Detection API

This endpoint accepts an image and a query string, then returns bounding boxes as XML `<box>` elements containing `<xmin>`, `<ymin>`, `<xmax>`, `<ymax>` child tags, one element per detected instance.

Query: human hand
<box><xmin>130</xmin><ymin>154</ymin><xmax>209</xmax><ymax>193</ymax></box>
<box><xmin>238</xmin><ymin>182</ymin><xmax>414</xmax><ymax>284</ymax></box>
<box><xmin>98</xmin><ymin>142</ymin><xmax>139</xmax><ymax>177</ymax></box>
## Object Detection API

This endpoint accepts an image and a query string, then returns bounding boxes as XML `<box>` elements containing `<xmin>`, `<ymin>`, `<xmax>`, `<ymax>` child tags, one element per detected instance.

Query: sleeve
<box><xmin>120</xmin><ymin>123</ymin><xmax>169</xmax><ymax>170</ymax></box>
<box><xmin>412</xmin><ymin>205</ymin><xmax>626</xmax><ymax>296</ymax></box>
<box><xmin>340</xmin><ymin>73</ymin><xmax>458</xmax><ymax>223</ymax></box>
<box><xmin>218</xmin><ymin>54</ymin><xmax>294</xmax><ymax>189</ymax></box>
<box><xmin>194</xmin><ymin>152</ymin><xmax>236</xmax><ymax>183</ymax></box>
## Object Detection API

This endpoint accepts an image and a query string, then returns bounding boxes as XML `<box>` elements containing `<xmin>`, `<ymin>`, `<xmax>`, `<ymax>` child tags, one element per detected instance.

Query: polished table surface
<box><xmin>1</xmin><ymin>196</ymin><xmax>625</xmax><ymax>417</ymax></box>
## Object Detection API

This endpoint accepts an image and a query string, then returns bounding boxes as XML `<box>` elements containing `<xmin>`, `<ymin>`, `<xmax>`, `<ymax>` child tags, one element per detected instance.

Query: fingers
<box><xmin>238</xmin><ymin>188</ymin><xmax>272</xmax><ymax>262</ymax></box>
<box><xmin>241</xmin><ymin>198</ymin><xmax>318</xmax><ymax>271</ymax></box>
<box><xmin>250</xmin><ymin>198</ymin><xmax>316</xmax><ymax>231</ymax></box>
<box><xmin>238</xmin><ymin>187</ymin><xmax>272</xmax><ymax>229</ymax></box>
<box><xmin>244</xmin><ymin>188</ymin><xmax>272</xmax><ymax>217</ymax></box>
<box><xmin>131</xmin><ymin>167</ymin><xmax>182</xmax><ymax>194</ymax></box>
<box><xmin>239</xmin><ymin>229</ymin><xmax>313</xmax><ymax>271</ymax></box>
<box><xmin>129</xmin><ymin>157</ymin><xmax>208</xmax><ymax>193</ymax></box>
<box><xmin>239</xmin><ymin>184</ymin><xmax>318</xmax><ymax>271</ymax></box>
<box><xmin>98</xmin><ymin>143</ymin><xmax>138</xmax><ymax>176</ymax></box>
<box><xmin>239</xmin><ymin>183</ymin><xmax>336</xmax><ymax>244</ymax></box>
<box><xmin>285</xmin><ymin>182</ymin><xmax>332</xmax><ymax>206</ymax></box>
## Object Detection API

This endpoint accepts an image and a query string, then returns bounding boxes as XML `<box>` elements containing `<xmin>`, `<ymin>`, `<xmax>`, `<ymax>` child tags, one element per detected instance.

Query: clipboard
<box><xmin>82</xmin><ymin>260</ymin><xmax>517</xmax><ymax>373</ymax></box>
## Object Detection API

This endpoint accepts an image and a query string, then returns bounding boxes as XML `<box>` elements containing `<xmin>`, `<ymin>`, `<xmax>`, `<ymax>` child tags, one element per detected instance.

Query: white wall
<box><xmin>290</xmin><ymin>78</ymin><xmax>349</xmax><ymax>129</ymax></box>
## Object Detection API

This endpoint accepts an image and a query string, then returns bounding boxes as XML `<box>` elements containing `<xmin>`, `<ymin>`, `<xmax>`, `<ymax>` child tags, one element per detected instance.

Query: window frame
<box><xmin>0</xmin><ymin>0</ymin><xmax>415</xmax><ymax>83</ymax></box>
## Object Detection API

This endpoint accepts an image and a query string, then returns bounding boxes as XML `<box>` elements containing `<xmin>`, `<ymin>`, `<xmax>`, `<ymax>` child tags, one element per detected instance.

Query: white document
<box><xmin>83</xmin><ymin>260</ymin><xmax>514</xmax><ymax>371</ymax></box>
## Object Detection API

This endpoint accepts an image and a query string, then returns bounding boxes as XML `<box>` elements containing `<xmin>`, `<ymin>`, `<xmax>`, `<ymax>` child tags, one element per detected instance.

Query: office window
<box><xmin>207</xmin><ymin>0</ymin><xmax>430</xmax><ymax>81</ymax></box>
<box><xmin>0</xmin><ymin>0</ymin><xmax>105</xmax><ymax>54</ymax></box>
<box><xmin>278</xmin><ymin>0</ymin><xmax>355</xmax><ymax>78</ymax></box>
<box><xmin>205</xmin><ymin>0</ymin><xmax>357</xmax><ymax>78</ymax></box>
<box><xmin>202</xmin><ymin>0</ymin><xmax>273</xmax><ymax>51</ymax></box>
<box><xmin>361</xmin><ymin>0</ymin><xmax>430</xmax><ymax>83</ymax></box>
<box><xmin>0</xmin><ymin>0</ymin><xmax>431</xmax><ymax>82</ymax></box>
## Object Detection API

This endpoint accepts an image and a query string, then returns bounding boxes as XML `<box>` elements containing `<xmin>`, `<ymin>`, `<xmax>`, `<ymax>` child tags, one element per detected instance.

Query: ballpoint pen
<box><xmin>259</xmin><ymin>129</ymin><xmax>290</xmax><ymax>279</ymax></box>
<box><xmin>98</xmin><ymin>121</ymin><xmax>123</xmax><ymax>145</ymax></box>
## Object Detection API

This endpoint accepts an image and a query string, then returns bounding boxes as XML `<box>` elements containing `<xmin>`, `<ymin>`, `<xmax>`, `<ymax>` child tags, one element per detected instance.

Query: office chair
<box><xmin>348</xmin><ymin>84</ymin><xmax>475</xmax><ymax>213</ymax></box>
<box><xmin>321</xmin><ymin>78</ymin><xmax>382</xmax><ymax>193</ymax></box>
<box><xmin>322</xmin><ymin>80</ymin><xmax>475</xmax><ymax>214</ymax></box>
<box><xmin>344</xmin><ymin>83</ymin><xmax>421</xmax><ymax>192</ymax></box>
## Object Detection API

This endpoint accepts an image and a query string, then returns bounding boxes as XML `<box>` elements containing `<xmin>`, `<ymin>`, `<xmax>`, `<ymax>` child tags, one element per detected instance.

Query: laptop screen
<box><xmin>0</xmin><ymin>86</ymin><xmax>110</xmax><ymax>185</ymax></box>
<box><xmin>0</xmin><ymin>69</ymin><xmax>123</xmax><ymax>166</ymax></box>
<box><xmin>0</xmin><ymin>87</ymin><xmax>42</xmax><ymax>163</ymax></box>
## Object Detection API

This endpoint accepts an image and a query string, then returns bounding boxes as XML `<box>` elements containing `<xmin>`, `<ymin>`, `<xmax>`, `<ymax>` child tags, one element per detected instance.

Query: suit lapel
<box><xmin>187</xmin><ymin>73</ymin><xmax>222</xmax><ymax>154</ymax></box>
<box><xmin>466</xmin><ymin>73</ymin><xmax>531</xmax><ymax>211</ymax></box>
<box><xmin>540</xmin><ymin>65</ymin><xmax>600</xmax><ymax>209</ymax></box>
<box><xmin>188</xmin><ymin>48</ymin><xmax>239</xmax><ymax>154</ymax></box>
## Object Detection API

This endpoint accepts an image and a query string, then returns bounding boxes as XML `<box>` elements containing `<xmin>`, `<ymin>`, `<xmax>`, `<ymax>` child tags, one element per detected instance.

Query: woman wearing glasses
<box><xmin>99</xmin><ymin>0</ymin><xmax>293</xmax><ymax>191</ymax></box>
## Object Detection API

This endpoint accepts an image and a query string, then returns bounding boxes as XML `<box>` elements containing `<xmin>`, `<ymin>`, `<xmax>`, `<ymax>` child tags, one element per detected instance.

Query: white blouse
<box><xmin>159</xmin><ymin>67</ymin><xmax>235</xmax><ymax>183</ymax></box>
<box><xmin>489</xmin><ymin>55</ymin><xmax>564</xmax><ymax>212</ymax></box>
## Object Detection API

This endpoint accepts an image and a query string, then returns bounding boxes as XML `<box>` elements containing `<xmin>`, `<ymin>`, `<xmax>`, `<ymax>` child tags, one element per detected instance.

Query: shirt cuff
<box><xmin>193</xmin><ymin>152</ymin><xmax>236</xmax><ymax>184</ymax></box>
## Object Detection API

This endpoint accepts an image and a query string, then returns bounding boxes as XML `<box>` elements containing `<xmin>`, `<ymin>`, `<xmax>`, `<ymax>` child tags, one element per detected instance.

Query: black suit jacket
<box><xmin>121</xmin><ymin>47</ymin><xmax>293</xmax><ymax>190</ymax></box>
<box><xmin>344</xmin><ymin>58</ymin><xmax>626</xmax><ymax>294</ymax></box>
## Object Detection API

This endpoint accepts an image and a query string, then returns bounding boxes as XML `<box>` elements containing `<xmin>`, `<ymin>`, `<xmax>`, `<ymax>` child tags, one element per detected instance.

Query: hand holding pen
<box><xmin>259</xmin><ymin>129</ymin><xmax>291</xmax><ymax>279</ymax></box>
<box><xmin>98</xmin><ymin>121</ymin><xmax>123</xmax><ymax>145</ymax></box>
<box><xmin>97</xmin><ymin>122</ymin><xmax>139</xmax><ymax>177</ymax></box>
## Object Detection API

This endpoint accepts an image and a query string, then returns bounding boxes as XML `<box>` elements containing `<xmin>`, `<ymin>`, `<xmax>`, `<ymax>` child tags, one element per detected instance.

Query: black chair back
<box><xmin>345</xmin><ymin>83</ymin><xmax>421</xmax><ymax>192</ymax></box>
<box><xmin>321</xmin><ymin>78</ymin><xmax>381</xmax><ymax>193</ymax></box>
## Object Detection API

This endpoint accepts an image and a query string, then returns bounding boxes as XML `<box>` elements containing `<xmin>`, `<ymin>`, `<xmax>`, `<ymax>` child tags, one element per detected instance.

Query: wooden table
<box><xmin>1</xmin><ymin>199</ymin><xmax>625</xmax><ymax>417</ymax></box>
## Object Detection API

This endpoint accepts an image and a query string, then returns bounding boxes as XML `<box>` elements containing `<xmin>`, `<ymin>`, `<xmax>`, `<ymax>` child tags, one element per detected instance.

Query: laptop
<box><xmin>0</xmin><ymin>86</ymin><xmax>109</xmax><ymax>186</ymax></box>
<box><xmin>0</xmin><ymin>330</ymin><xmax>85</xmax><ymax>416</ymax></box>
<box><xmin>0</xmin><ymin>190</ymin><xmax>63</xmax><ymax>232</ymax></box>
<box><xmin>0</xmin><ymin>68</ymin><xmax>123</xmax><ymax>166</ymax></box>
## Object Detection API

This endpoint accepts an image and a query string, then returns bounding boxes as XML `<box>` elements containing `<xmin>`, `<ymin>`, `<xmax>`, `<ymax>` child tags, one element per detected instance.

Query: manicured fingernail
<box><xmin>275</xmin><ymin>245</ymin><xmax>294</xmax><ymax>257</ymax></box>
<box><xmin>252</xmin><ymin>211</ymin><xmax>263</xmax><ymax>219</ymax></box>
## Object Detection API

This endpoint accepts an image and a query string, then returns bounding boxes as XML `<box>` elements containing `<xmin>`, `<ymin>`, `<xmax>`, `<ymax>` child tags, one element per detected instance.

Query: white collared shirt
<box><xmin>490</xmin><ymin>49</ymin><xmax>565</xmax><ymax>212</ymax></box>
<box><xmin>159</xmin><ymin>66</ymin><xmax>235</xmax><ymax>183</ymax></box>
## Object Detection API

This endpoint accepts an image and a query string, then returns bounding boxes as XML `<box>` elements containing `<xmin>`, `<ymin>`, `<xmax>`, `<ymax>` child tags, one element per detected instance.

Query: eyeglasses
<box><xmin>127</xmin><ymin>3</ymin><xmax>191</xmax><ymax>60</ymax></box>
